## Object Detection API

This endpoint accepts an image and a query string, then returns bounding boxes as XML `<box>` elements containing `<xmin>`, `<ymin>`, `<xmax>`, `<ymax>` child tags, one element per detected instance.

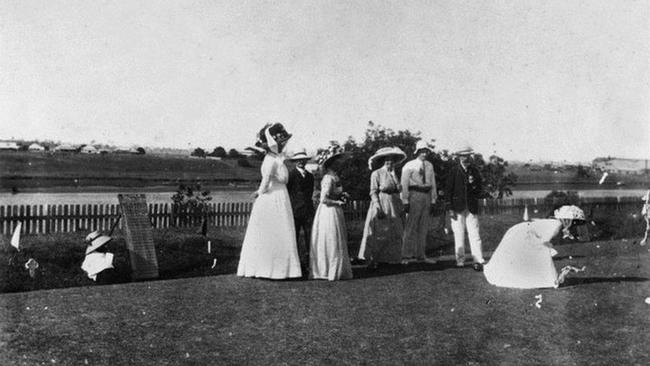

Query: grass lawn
<box><xmin>0</xmin><ymin>238</ymin><xmax>648</xmax><ymax>365</ymax></box>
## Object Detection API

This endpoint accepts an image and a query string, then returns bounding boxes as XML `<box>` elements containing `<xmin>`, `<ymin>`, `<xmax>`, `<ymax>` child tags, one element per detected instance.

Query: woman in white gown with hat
<box><xmin>310</xmin><ymin>145</ymin><xmax>353</xmax><ymax>280</ymax></box>
<box><xmin>357</xmin><ymin>147</ymin><xmax>407</xmax><ymax>268</ymax></box>
<box><xmin>237</xmin><ymin>123</ymin><xmax>302</xmax><ymax>279</ymax></box>
<box><xmin>483</xmin><ymin>205</ymin><xmax>586</xmax><ymax>289</ymax></box>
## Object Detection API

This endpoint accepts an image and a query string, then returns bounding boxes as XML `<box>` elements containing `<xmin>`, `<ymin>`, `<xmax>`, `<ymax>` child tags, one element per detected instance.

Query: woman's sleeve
<box><xmin>400</xmin><ymin>165</ymin><xmax>410</xmax><ymax>204</ymax></box>
<box><xmin>369</xmin><ymin>171</ymin><xmax>380</xmax><ymax>203</ymax></box>
<box><xmin>256</xmin><ymin>157</ymin><xmax>275</xmax><ymax>195</ymax></box>
<box><xmin>320</xmin><ymin>175</ymin><xmax>336</xmax><ymax>205</ymax></box>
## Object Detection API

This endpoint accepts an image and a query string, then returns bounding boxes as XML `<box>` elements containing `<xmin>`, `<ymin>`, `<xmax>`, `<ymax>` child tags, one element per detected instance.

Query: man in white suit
<box><xmin>401</xmin><ymin>140</ymin><xmax>437</xmax><ymax>264</ymax></box>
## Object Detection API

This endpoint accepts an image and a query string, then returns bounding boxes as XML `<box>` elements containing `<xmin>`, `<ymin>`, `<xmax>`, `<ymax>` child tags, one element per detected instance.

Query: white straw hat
<box><xmin>368</xmin><ymin>147</ymin><xmax>407</xmax><ymax>170</ymax></box>
<box><xmin>415</xmin><ymin>141</ymin><xmax>432</xmax><ymax>154</ymax></box>
<box><xmin>85</xmin><ymin>230</ymin><xmax>112</xmax><ymax>255</ymax></box>
<box><xmin>554</xmin><ymin>205</ymin><xmax>585</xmax><ymax>221</ymax></box>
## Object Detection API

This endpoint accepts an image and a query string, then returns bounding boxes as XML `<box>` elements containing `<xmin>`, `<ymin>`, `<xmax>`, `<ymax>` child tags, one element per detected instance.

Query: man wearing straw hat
<box><xmin>445</xmin><ymin>146</ymin><xmax>486</xmax><ymax>270</ymax></box>
<box><xmin>400</xmin><ymin>140</ymin><xmax>438</xmax><ymax>264</ymax></box>
<box><xmin>286</xmin><ymin>149</ymin><xmax>315</xmax><ymax>273</ymax></box>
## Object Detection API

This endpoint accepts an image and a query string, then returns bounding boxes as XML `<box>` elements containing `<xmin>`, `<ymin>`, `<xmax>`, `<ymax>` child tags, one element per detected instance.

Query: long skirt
<box><xmin>358</xmin><ymin>192</ymin><xmax>404</xmax><ymax>263</ymax></box>
<box><xmin>310</xmin><ymin>203</ymin><xmax>353</xmax><ymax>281</ymax></box>
<box><xmin>484</xmin><ymin>221</ymin><xmax>559</xmax><ymax>289</ymax></box>
<box><xmin>237</xmin><ymin>185</ymin><xmax>302</xmax><ymax>279</ymax></box>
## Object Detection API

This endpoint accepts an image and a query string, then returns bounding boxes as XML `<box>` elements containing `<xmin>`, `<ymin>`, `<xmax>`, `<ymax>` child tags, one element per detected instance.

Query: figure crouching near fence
<box><xmin>445</xmin><ymin>146</ymin><xmax>486</xmax><ymax>270</ymax></box>
<box><xmin>401</xmin><ymin>141</ymin><xmax>438</xmax><ymax>264</ymax></box>
<box><xmin>81</xmin><ymin>230</ymin><xmax>117</xmax><ymax>284</ymax></box>
<box><xmin>357</xmin><ymin>147</ymin><xmax>406</xmax><ymax>269</ymax></box>
<box><xmin>309</xmin><ymin>144</ymin><xmax>353</xmax><ymax>281</ymax></box>
<box><xmin>237</xmin><ymin>123</ymin><xmax>302</xmax><ymax>279</ymax></box>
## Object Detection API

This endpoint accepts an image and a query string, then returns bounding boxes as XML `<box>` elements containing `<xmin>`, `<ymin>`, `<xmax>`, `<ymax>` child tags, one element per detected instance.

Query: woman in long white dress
<box><xmin>483</xmin><ymin>205</ymin><xmax>586</xmax><ymax>289</ymax></box>
<box><xmin>357</xmin><ymin>147</ymin><xmax>406</xmax><ymax>268</ymax></box>
<box><xmin>310</xmin><ymin>145</ymin><xmax>353</xmax><ymax>281</ymax></box>
<box><xmin>237</xmin><ymin>123</ymin><xmax>302</xmax><ymax>279</ymax></box>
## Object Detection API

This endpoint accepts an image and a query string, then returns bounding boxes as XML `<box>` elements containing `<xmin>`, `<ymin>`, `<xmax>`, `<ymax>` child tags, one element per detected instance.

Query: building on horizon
<box><xmin>0</xmin><ymin>141</ymin><xmax>19</xmax><ymax>151</ymax></box>
<box><xmin>592</xmin><ymin>157</ymin><xmax>650</xmax><ymax>175</ymax></box>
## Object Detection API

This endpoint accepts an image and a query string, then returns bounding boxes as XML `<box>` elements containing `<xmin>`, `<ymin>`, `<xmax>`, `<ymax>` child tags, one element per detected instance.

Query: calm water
<box><xmin>0</xmin><ymin>189</ymin><xmax>646</xmax><ymax>206</ymax></box>
<box><xmin>0</xmin><ymin>190</ymin><xmax>255</xmax><ymax>206</ymax></box>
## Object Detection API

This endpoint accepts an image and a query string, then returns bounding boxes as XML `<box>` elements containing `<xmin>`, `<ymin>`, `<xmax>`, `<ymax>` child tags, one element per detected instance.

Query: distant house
<box><xmin>592</xmin><ymin>157</ymin><xmax>650</xmax><ymax>175</ymax></box>
<box><xmin>80</xmin><ymin>145</ymin><xmax>98</xmax><ymax>154</ymax></box>
<box><xmin>0</xmin><ymin>141</ymin><xmax>19</xmax><ymax>151</ymax></box>
<box><xmin>113</xmin><ymin>146</ymin><xmax>138</xmax><ymax>154</ymax></box>
<box><xmin>238</xmin><ymin>149</ymin><xmax>257</xmax><ymax>157</ymax></box>
<box><xmin>28</xmin><ymin>143</ymin><xmax>45</xmax><ymax>151</ymax></box>
<box><xmin>54</xmin><ymin>144</ymin><xmax>78</xmax><ymax>153</ymax></box>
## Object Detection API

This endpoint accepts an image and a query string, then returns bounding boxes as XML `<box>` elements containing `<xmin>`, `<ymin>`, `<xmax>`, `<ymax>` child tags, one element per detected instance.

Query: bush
<box><xmin>237</xmin><ymin>157</ymin><xmax>252</xmax><ymax>167</ymax></box>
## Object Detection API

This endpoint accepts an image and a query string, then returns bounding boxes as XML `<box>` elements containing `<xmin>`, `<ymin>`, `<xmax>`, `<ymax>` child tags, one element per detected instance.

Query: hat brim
<box><xmin>85</xmin><ymin>236</ymin><xmax>112</xmax><ymax>255</ymax></box>
<box><xmin>322</xmin><ymin>152</ymin><xmax>351</xmax><ymax>168</ymax></box>
<box><xmin>288</xmin><ymin>154</ymin><xmax>311</xmax><ymax>161</ymax></box>
<box><xmin>368</xmin><ymin>152</ymin><xmax>407</xmax><ymax>170</ymax></box>
<box><xmin>454</xmin><ymin>149</ymin><xmax>474</xmax><ymax>156</ymax></box>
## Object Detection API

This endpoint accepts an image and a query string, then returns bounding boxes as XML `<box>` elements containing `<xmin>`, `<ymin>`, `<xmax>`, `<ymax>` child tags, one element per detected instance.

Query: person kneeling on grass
<box><xmin>81</xmin><ymin>230</ymin><xmax>117</xmax><ymax>285</ymax></box>
<box><xmin>483</xmin><ymin>205</ymin><xmax>587</xmax><ymax>289</ymax></box>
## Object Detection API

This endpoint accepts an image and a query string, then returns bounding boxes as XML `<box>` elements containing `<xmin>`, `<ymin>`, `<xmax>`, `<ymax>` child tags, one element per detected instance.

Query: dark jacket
<box><xmin>445</xmin><ymin>163</ymin><xmax>483</xmax><ymax>214</ymax></box>
<box><xmin>286</xmin><ymin>167</ymin><xmax>315</xmax><ymax>219</ymax></box>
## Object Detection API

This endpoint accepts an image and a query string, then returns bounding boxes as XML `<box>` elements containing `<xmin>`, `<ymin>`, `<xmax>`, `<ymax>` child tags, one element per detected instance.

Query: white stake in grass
<box><xmin>10</xmin><ymin>222</ymin><xmax>22</xmax><ymax>251</ymax></box>
<box><xmin>598</xmin><ymin>171</ymin><xmax>608</xmax><ymax>185</ymax></box>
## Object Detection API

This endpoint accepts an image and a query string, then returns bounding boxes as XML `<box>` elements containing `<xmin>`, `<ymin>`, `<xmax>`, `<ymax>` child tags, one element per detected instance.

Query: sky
<box><xmin>1</xmin><ymin>0</ymin><xmax>648</xmax><ymax>162</ymax></box>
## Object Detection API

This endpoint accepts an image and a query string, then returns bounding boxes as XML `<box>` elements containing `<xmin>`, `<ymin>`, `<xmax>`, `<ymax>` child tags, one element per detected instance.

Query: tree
<box><xmin>336</xmin><ymin>121</ymin><xmax>429</xmax><ymax>199</ymax></box>
<box><xmin>575</xmin><ymin>164</ymin><xmax>590</xmax><ymax>179</ymax></box>
<box><xmin>135</xmin><ymin>147</ymin><xmax>146</xmax><ymax>155</ymax></box>
<box><xmin>171</xmin><ymin>182</ymin><xmax>213</xmax><ymax>228</ymax></box>
<box><xmin>228</xmin><ymin>149</ymin><xmax>241</xmax><ymax>158</ymax></box>
<box><xmin>210</xmin><ymin>146</ymin><xmax>227</xmax><ymax>158</ymax></box>
<box><xmin>191</xmin><ymin>147</ymin><xmax>206</xmax><ymax>158</ymax></box>
<box><xmin>479</xmin><ymin>155</ymin><xmax>518</xmax><ymax>198</ymax></box>
<box><xmin>326</xmin><ymin>121</ymin><xmax>516</xmax><ymax>201</ymax></box>
<box><xmin>237</xmin><ymin>157</ymin><xmax>252</xmax><ymax>167</ymax></box>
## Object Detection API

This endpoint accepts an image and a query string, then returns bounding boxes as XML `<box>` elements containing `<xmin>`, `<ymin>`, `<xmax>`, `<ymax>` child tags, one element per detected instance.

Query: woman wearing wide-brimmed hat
<box><xmin>483</xmin><ymin>205</ymin><xmax>587</xmax><ymax>288</ymax></box>
<box><xmin>309</xmin><ymin>144</ymin><xmax>353</xmax><ymax>280</ymax></box>
<box><xmin>357</xmin><ymin>147</ymin><xmax>407</xmax><ymax>268</ymax></box>
<box><xmin>237</xmin><ymin>123</ymin><xmax>302</xmax><ymax>279</ymax></box>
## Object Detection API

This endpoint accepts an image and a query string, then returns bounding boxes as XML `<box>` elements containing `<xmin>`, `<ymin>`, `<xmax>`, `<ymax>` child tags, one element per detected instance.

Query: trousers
<box><xmin>450</xmin><ymin>209</ymin><xmax>485</xmax><ymax>264</ymax></box>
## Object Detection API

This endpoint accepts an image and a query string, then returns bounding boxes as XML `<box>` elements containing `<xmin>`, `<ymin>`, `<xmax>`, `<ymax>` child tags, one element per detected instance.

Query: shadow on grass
<box><xmin>563</xmin><ymin>276</ymin><xmax>649</xmax><ymax>286</ymax></box>
<box><xmin>554</xmin><ymin>255</ymin><xmax>586</xmax><ymax>260</ymax></box>
<box><xmin>351</xmin><ymin>260</ymin><xmax>469</xmax><ymax>280</ymax></box>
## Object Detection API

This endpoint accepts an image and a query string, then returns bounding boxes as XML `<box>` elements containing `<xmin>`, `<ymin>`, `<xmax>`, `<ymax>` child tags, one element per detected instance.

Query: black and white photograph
<box><xmin>0</xmin><ymin>1</ymin><xmax>649</xmax><ymax>364</ymax></box>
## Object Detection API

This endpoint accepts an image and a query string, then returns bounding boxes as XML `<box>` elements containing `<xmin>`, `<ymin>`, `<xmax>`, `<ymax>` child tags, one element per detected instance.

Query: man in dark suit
<box><xmin>445</xmin><ymin>146</ymin><xmax>487</xmax><ymax>271</ymax></box>
<box><xmin>286</xmin><ymin>151</ymin><xmax>315</xmax><ymax>272</ymax></box>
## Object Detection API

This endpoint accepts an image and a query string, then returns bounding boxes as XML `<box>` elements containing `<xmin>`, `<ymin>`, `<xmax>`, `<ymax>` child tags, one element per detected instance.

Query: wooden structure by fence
<box><xmin>0</xmin><ymin>196</ymin><xmax>642</xmax><ymax>235</ymax></box>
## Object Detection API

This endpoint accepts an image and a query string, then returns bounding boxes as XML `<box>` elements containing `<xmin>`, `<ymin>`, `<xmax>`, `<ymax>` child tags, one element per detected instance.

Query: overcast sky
<box><xmin>1</xmin><ymin>0</ymin><xmax>648</xmax><ymax>162</ymax></box>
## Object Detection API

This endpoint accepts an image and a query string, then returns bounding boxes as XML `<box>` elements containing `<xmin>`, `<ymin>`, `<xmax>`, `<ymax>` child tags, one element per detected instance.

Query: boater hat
<box><xmin>85</xmin><ymin>230</ymin><xmax>112</xmax><ymax>255</ymax></box>
<box><xmin>368</xmin><ymin>147</ymin><xmax>407</xmax><ymax>170</ymax></box>
<box><xmin>288</xmin><ymin>150</ymin><xmax>311</xmax><ymax>161</ymax></box>
<box><xmin>454</xmin><ymin>145</ymin><xmax>474</xmax><ymax>156</ymax></box>
<box><xmin>553</xmin><ymin>205</ymin><xmax>585</xmax><ymax>221</ymax></box>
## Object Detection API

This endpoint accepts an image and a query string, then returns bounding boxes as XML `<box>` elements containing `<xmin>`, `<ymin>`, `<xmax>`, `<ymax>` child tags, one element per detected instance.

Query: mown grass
<box><xmin>1</xmin><ymin>210</ymin><xmax>647</xmax><ymax>294</ymax></box>
<box><xmin>0</xmin><ymin>239</ymin><xmax>647</xmax><ymax>365</ymax></box>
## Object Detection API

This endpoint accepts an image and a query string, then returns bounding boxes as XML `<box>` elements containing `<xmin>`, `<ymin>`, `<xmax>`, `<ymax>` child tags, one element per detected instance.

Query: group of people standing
<box><xmin>237</xmin><ymin>122</ymin><xmax>487</xmax><ymax>281</ymax></box>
